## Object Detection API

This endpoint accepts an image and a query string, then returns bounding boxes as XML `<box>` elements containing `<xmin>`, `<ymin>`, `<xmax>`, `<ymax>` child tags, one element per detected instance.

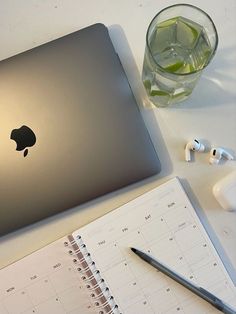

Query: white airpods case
<box><xmin>213</xmin><ymin>171</ymin><xmax>236</xmax><ymax>211</ymax></box>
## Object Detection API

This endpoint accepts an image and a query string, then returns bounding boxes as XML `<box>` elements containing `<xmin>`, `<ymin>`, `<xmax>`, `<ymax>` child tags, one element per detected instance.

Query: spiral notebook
<box><xmin>0</xmin><ymin>178</ymin><xmax>236</xmax><ymax>314</ymax></box>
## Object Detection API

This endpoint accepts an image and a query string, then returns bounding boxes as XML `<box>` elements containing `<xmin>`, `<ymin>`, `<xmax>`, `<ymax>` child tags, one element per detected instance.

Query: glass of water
<box><xmin>142</xmin><ymin>4</ymin><xmax>218</xmax><ymax>107</ymax></box>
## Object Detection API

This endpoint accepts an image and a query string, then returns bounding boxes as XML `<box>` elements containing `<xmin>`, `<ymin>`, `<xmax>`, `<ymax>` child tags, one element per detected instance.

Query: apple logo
<box><xmin>10</xmin><ymin>125</ymin><xmax>36</xmax><ymax>157</ymax></box>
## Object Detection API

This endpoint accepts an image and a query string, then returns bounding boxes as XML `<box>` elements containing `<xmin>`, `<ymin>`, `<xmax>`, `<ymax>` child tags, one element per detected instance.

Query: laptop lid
<box><xmin>0</xmin><ymin>23</ymin><xmax>161</xmax><ymax>236</ymax></box>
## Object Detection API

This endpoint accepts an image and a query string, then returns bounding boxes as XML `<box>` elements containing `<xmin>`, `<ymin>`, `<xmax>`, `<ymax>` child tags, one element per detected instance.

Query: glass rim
<box><xmin>146</xmin><ymin>3</ymin><xmax>219</xmax><ymax>76</ymax></box>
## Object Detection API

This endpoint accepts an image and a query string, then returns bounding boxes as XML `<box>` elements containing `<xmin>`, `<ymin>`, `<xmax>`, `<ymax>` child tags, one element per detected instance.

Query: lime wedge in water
<box><xmin>150</xmin><ymin>90</ymin><xmax>169</xmax><ymax>97</ymax></box>
<box><xmin>163</xmin><ymin>61</ymin><xmax>184</xmax><ymax>73</ymax></box>
<box><xmin>176</xmin><ymin>63</ymin><xmax>195</xmax><ymax>74</ymax></box>
<box><xmin>176</xmin><ymin>17</ymin><xmax>202</xmax><ymax>47</ymax></box>
<box><xmin>158</xmin><ymin>17</ymin><xmax>178</xmax><ymax>28</ymax></box>
<box><xmin>143</xmin><ymin>80</ymin><xmax>151</xmax><ymax>90</ymax></box>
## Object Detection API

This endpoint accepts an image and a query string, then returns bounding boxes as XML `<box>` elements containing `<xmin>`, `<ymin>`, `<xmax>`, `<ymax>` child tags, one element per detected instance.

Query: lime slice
<box><xmin>164</xmin><ymin>61</ymin><xmax>184</xmax><ymax>73</ymax></box>
<box><xmin>143</xmin><ymin>80</ymin><xmax>151</xmax><ymax>90</ymax></box>
<box><xmin>150</xmin><ymin>90</ymin><xmax>169</xmax><ymax>96</ymax></box>
<box><xmin>172</xmin><ymin>91</ymin><xmax>189</xmax><ymax>99</ymax></box>
<box><xmin>176</xmin><ymin>63</ymin><xmax>195</xmax><ymax>74</ymax></box>
<box><xmin>158</xmin><ymin>17</ymin><xmax>178</xmax><ymax>28</ymax></box>
<box><xmin>183</xmin><ymin>20</ymin><xmax>199</xmax><ymax>41</ymax></box>
<box><xmin>176</xmin><ymin>17</ymin><xmax>201</xmax><ymax>46</ymax></box>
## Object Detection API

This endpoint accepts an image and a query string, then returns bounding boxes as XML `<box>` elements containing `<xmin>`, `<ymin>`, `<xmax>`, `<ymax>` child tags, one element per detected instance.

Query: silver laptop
<box><xmin>0</xmin><ymin>23</ymin><xmax>161</xmax><ymax>236</ymax></box>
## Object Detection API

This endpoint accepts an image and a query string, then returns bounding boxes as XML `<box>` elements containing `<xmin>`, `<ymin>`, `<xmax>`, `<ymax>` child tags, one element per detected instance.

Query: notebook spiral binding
<box><xmin>64</xmin><ymin>234</ymin><xmax>121</xmax><ymax>314</ymax></box>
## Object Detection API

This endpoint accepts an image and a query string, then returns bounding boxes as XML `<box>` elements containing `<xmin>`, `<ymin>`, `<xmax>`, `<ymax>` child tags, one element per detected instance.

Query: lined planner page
<box><xmin>74</xmin><ymin>178</ymin><xmax>236</xmax><ymax>314</ymax></box>
<box><xmin>0</xmin><ymin>236</ymin><xmax>95</xmax><ymax>314</ymax></box>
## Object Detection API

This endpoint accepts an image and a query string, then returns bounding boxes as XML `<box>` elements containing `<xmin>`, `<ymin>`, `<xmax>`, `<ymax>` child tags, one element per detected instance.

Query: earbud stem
<box><xmin>222</xmin><ymin>151</ymin><xmax>234</xmax><ymax>160</ymax></box>
<box><xmin>185</xmin><ymin>148</ymin><xmax>191</xmax><ymax>162</ymax></box>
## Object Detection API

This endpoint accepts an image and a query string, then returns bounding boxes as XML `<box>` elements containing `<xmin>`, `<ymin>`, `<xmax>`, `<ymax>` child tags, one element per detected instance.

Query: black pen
<box><xmin>131</xmin><ymin>248</ymin><xmax>236</xmax><ymax>314</ymax></box>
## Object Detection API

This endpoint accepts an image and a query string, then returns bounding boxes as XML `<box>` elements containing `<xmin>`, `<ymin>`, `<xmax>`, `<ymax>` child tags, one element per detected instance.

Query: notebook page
<box><xmin>73</xmin><ymin>178</ymin><xmax>236</xmax><ymax>314</ymax></box>
<box><xmin>0</xmin><ymin>236</ymin><xmax>95</xmax><ymax>314</ymax></box>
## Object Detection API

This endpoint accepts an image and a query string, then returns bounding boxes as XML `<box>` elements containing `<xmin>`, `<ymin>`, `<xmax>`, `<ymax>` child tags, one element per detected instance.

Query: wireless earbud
<box><xmin>185</xmin><ymin>139</ymin><xmax>205</xmax><ymax>162</ymax></box>
<box><xmin>209</xmin><ymin>148</ymin><xmax>234</xmax><ymax>165</ymax></box>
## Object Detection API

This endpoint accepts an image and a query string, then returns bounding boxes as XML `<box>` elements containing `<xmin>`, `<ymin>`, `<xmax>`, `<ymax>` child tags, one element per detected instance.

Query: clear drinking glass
<box><xmin>142</xmin><ymin>4</ymin><xmax>218</xmax><ymax>107</ymax></box>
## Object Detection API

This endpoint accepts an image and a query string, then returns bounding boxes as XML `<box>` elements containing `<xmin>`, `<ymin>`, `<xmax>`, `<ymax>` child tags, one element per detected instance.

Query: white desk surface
<box><xmin>0</xmin><ymin>0</ymin><xmax>236</xmax><ymax>277</ymax></box>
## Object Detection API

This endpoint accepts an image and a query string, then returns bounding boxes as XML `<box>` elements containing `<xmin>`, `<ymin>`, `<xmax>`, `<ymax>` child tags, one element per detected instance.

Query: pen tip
<box><xmin>131</xmin><ymin>247</ymin><xmax>137</xmax><ymax>253</ymax></box>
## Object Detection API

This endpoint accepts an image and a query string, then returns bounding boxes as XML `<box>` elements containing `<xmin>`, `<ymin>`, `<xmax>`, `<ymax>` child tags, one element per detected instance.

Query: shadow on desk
<box><xmin>168</xmin><ymin>47</ymin><xmax>236</xmax><ymax>109</ymax></box>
